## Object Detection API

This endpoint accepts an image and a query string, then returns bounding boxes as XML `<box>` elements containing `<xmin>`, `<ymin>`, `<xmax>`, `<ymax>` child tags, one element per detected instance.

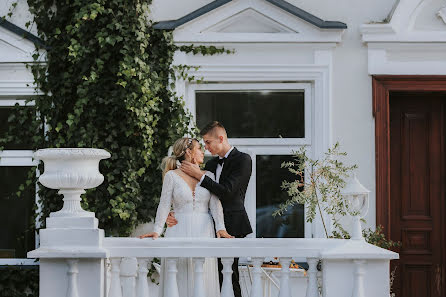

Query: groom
<box><xmin>173</xmin><ymin>121</ymin><xmax>253</xmax><ymax>297</ymax></box>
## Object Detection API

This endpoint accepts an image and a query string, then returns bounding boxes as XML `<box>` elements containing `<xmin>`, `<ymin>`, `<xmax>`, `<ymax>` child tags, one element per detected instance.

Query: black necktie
<box><xmin>218</xmin><ymin>157</ymin><xmax>226</xmax><ymax>166</ymax></box>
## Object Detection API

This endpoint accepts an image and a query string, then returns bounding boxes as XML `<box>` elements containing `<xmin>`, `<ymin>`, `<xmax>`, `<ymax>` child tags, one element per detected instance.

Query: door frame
<box><xmin>373</xmin><ymin>75</ymin><xmax>446</xmax><ymax>237</ymax></box>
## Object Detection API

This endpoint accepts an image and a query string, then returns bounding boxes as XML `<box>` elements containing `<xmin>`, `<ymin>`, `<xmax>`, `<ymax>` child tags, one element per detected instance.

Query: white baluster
<box><xmin>121</xmin><ymin>257</ymin><xmax>137</xmax><ymax>297</ymax></box>
<box><xmin>351</xmin><ymin>260</ymin><xmax>366</xmax><ymax>297</ymax></box>
<box><xmin>306</xmin><ymin>258</ymin><xmax>319</xmax><ymax>297</ymax></box>
<box><xmin>221</xmin><ymin>258</ymin><xmax>235</xmax><ymax>297</ymax></box>
<box><xmin>193</xmin><ymin>258</ymin><xmax>206</xmax><ymax>297</ymax></box>
<box><xmin>66</xmin><ymin>259</ymin><xmax>79</xmax><ymax>297</ymax></box>
<box><xmin>136</xmin><ymin>258</ymin><xmax>151</xmax><ymax>297</ymax></box>
<box><xmin>278</xmin><ymin>257</ymin><xmax>291</xmax><ymax>297</ymax></box>
<box><xmin>250</xmin><ymin>258</ymin><xmax>263</xmax><ymax>297</ymax></box>
<box><xmin>164</xmin><ymin>258</ymin><xmax>180</xmax><ymax>297</ymax></box>
<box><xmin>109</xmin><ymin>258</ymin><xmax>123</xmax><ymax>297</ymax></box>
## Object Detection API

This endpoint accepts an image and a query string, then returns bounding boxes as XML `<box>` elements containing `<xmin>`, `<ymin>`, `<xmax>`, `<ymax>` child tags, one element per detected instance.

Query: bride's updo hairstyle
<box><xmin>161</xmin><ymin>137</ymin><xmax>198</xmax><ymax>177</ymax></box>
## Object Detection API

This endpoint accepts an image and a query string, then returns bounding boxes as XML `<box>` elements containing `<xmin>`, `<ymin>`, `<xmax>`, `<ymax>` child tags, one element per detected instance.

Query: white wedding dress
<box><xmin>153</xmin><ymin>170</ymin><xmax>225</xmax><ymax>297</ymax></box>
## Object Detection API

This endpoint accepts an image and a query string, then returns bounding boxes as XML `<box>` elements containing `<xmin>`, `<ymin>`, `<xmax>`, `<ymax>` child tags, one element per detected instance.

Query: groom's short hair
<box><xmin>200</xmin><ymin>121</ymin><xmax>226</xmax><ymax>138</ymax></box>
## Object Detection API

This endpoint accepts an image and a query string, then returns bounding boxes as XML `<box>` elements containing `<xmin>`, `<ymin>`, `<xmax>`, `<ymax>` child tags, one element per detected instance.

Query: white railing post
<box><xmin>66</xmin><ymin>259</ymin><xmax>80</xmax><ymax>297</ymax></box>
<box><xmin>109</xmin><ymin>258</ymin><xmax>123</xmax><ymax>297</ymax></box>
<box><xmin>164</xmin><ymin>258</ymin><xmax>180</xmax><ymax>297</ymax></box>
<box><xmin>250</xmin><ymin>257</ymin><xmax>263</xmax><ymax>297</ymax></box>
<box><xmin>121</xmin><ymin>257</ymin><xmax>137</xmax><ymax>297</ymax></box>
<box><xmin>27</xmin><ymin>148</ymin><xmax>110</xmax><ymax>297</ymax></box>
<box><xmin>278</xmin><ymin>257</ymin><xmax>291</xmax><ymax>297</ymax></box>
<box><xmin>136</xmin><ymin>258</ymin><xmax>151</xmax><ymax>297</ymax></box>
<box><xmin>306</xmin><ymin>258</ymin><xmax>319</xmax><ymax>297</ymax></box>
<box><xmin>351</xmin><ymin>260</ymin><xmax>366</xmax><ymax>297</ymax></box>
<box><xmin>221</xmin><ymin>258</ymin><xmax>235</xmax><ymax>297</ymax></box>
<box><xmin>193</xmin><ymin>257</ymin><xmax>206</xmax><ymax>297</ymax></box>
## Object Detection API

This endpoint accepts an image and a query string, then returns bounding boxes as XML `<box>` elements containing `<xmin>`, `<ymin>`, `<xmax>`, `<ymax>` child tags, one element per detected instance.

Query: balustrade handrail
<box><xmin>103</xmin><ymin>237</ymin><xmax>398</xmax><ymax>260</ymax></box>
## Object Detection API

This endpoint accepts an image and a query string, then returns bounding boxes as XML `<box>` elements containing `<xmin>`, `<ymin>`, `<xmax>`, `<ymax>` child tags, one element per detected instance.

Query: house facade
<box><xmin>1</xmin><ymin>0</ymin><xmax>445</xmax><ymax>296</ymax></box>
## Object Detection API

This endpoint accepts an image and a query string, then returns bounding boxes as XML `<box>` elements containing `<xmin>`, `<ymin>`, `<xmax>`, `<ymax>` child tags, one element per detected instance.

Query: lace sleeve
<box><xmin>153</xmin><ymin>171</ymin><xmax>174</xmax><ymax>235</ymax></box>
<box><xmin>207</xmin><ymin>172</ymin><xmax>226</xmax><ymax>232</ymax></box>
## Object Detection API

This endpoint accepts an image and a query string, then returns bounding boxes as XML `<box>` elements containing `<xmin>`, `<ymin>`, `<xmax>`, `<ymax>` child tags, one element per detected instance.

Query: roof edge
<box><xmin>153</xmin><ymin>0</ymin><xmax>347</xmax><ymax>30</ymax></box>
<box><xmin>153</xmin><ymin>0</ymin><xmax>231</xmax><ymax>30</ymax></box>
<box><xmin>266</xmin><ymin>0</ymin><xmax>347</xmax><ymax>29</ymax></box>
<box><xmin>0</xmin><ymin>18</ymin><xmax>46</xmax><ymax>49</ymax></box>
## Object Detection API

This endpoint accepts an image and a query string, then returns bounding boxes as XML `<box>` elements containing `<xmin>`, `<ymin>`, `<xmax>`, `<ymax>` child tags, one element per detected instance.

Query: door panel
<box><xmin>389</xmin><ymin>93</ymin><xmax>445</xmax><ymax>297</ymax></box>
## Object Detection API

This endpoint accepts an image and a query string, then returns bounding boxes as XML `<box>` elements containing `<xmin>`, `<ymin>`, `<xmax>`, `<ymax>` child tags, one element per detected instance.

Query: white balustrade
<box><xmin>121</xmin><ymin>257</ymin><xmax>137</xmax><ymax>297</ymax></box>
<box><xmin>66</xmin><ymin>259</ymin><xmax>79</xmax><ymax>297</ymax></box>
<box><xmin>27</xmin><ymin>148</ymin><xmax>399</xmax><ymax>297</ymax></box>
<box><xmin>109</xmin><ymin>258</ymin><xmax>123</xmax><ymax>297</ymax></box>
<box><xmin>278</xmin><ymin>258</ymin><xmax>292</xmax><ymax>297</ymax></box>
<box><xmin>136</xmin><ymin>258</ymin><xmax>151</xmax><ymax>297</ymax></box>
<box><xmin>192</xmin><ymin>258</ymin><xmax>206</xmax><ymax>297</ymax></box>
<box><xmin>250</xmin><ymin>257</ymin><xmax>263</xmax><ymax>297</ymax></box>
<box><xmin>351</xmin><ymin>260</ymin><xmax>366</xmax><ymax>297</ymax></box>
<box><xmin>305</xmin><ymin>258</ymin><xmax>319</xmax><ymax>297</ymax></box>
<box><xmin>221</xmin><ymin>258</ymin><xmax>235</xmax><ymax>297</ymax></box>
<box><xmin>164</xmin><ymin>258</ymin><xmax>180</xmax><ymax>297</ymax></box>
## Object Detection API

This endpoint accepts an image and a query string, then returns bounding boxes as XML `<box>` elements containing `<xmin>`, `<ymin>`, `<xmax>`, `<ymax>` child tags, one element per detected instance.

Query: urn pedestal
<box><xmin>29</xmin><ymin>148</ymin><xmax>111</xmax><ymax>297</ymax></box>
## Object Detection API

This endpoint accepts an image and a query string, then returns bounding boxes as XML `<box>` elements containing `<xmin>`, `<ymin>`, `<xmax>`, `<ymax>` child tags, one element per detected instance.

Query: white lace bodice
<box><xmin>153</xmin><ymin>170</ymin><xmax>226</xmax><ymax>235</ymax></box>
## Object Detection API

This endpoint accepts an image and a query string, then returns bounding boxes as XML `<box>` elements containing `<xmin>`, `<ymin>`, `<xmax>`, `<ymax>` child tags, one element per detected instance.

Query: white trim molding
<box><xmin>0</xmin><ymin>150</ymin><xmax>37</xmax><ymax>166</ymax></box>
<box><xmin>173</xmin><ymin>0</ymin><xmax>345</xmax><ymax>44</ymax></box>
<box><xmin>361</xmin><ymin>0</ymin><xmax>446</xmax><ymax>75</ymax></box>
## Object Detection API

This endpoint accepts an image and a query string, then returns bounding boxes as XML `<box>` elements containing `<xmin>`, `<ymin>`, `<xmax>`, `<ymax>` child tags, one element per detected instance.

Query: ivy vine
<box><xmin>0</xmin><ymin>0</ymin><xmax>229</xmax><ymax>237</ymax></box>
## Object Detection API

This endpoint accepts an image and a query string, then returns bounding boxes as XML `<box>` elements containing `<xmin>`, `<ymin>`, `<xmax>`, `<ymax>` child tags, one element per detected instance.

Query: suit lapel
<box><xmin>220</xmin><ymin>147</ymin><xmax>239</xmax><ymax>180</ymax></box>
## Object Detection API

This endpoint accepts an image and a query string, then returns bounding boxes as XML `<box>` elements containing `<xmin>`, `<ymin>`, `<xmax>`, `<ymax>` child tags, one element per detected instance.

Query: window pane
<box><xmin>0</xmin><ymin>106</ymin><xmax>35</xmax><ymax>149</ymax></box>
<box><xmin>0</xmin><ymin>167</ymin><xmax>35</xmax><ymax>258</ymax></box>
<box><xmin>196</xmin><ymin>91</ymin><xmax>304</xmax><ymax>138</ymax></box>
<box><xmin>256</xmin><ymin>155</ymin><xmax>304</xmax><ymax>238</ymax></box>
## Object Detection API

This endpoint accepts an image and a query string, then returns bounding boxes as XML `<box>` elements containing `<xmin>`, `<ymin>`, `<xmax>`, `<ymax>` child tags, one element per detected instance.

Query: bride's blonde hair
<box><xmin>161</xmin><ymin>137</ymin><xmax>198</xmax><ymax>177</ymax></box>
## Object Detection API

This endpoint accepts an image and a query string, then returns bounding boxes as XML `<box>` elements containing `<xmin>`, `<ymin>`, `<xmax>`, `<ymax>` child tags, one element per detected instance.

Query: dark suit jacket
<box><xmin>201</xmin><ymin>148</ymin><xmax>253</xmax><ymax>237</ymax></box>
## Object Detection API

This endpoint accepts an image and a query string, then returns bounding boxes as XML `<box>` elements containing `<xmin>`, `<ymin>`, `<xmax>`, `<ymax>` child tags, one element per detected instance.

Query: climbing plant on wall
<box><xmin>0</xmin><ymin>0</ymin><xmax>230</xmax><ymax>237</ymax></box>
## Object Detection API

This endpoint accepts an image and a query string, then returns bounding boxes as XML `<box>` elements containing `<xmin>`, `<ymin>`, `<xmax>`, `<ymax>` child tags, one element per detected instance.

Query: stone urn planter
<box><xmin>34</xmin><ymin>148</ymin><xmax>111</xmax><ymax>218</ymax></box>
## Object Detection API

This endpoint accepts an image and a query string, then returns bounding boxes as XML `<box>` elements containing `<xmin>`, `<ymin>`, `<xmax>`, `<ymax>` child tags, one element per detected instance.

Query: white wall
<box><xmin>151</xmin><ymin>0</ymin><xmax>398</xmax><ymax>229</ymax></box>
<box><xmin>1</xmin><ymin>0</ymin><xmax>400</xmax><ymax>230</ymax></box>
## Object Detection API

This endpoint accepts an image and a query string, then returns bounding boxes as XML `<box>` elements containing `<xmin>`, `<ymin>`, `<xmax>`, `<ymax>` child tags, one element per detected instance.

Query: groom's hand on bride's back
<box><xmin>166</xmin><ymin>211</ymin><xmax>178</xmax><ymax>227</ymax></box>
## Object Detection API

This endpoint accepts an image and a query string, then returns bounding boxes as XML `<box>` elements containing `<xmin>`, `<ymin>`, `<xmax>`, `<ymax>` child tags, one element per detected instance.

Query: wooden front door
<box><xmin>389</xmin><ymin>92</ymin><xmax>445</xmax><ymax>297</ymax></box>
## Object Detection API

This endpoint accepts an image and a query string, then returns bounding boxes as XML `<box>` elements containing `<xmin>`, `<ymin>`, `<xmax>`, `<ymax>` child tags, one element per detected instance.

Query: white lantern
<box><xmin>341</xmin><ymin>174</ymin><xmax>370</xmax><ymax>240</ymax></box>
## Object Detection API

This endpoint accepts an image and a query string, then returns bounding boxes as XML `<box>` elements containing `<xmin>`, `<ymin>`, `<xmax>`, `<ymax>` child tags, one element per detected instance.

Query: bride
<box><xmin>139</xmin><ymin>137</ymin><xmax>232</xmax><ymax>297</ymax></box>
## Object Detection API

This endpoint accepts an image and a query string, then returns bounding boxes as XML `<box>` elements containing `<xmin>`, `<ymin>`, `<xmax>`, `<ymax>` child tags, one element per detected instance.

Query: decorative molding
<box><xmin>0</xmin><ymin>80</ymin><xmax>39</xmax><ymax>96</ymax></box>
<box><xmin>438</xmin><ymin>6</ymin><xmax>446</xmax><ymax>24</ymax></box>
<box><xmin>203</xmin><ymin>8</ymin><xmax>297</xmax><ymax>33</ymax></box>
<box><xmin>361</xmin><ymin>0</ymin><xmax>446</xmax><ymax>75</ymax></box>
<box><xmin>170</xmin><ymin>0</ymin><xmax>346</xmax><ymax>43</ymax></box>
<box><xmin>154</xmin><ymin>0</ymin><xmax>346</xmax><ymax>30</ymax></box>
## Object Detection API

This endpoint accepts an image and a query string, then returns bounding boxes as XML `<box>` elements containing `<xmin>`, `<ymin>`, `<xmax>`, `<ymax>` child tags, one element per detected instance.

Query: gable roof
<box><xmin>153</xmin><ymin>0</ymin><xmax>347</xmax><ymax>30</ymax></box>
<box><xmin>0</xmin><ymin>18</ymin><xmax>46</xmax><ymax>48</ymax></box>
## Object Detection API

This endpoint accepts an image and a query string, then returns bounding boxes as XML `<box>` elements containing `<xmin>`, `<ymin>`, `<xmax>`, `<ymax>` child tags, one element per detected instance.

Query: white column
<box><xmin>66</xmin><ymin>259</ymin><xmax>79</xmax><ymax>297</ymax></box>
<box><xmin>306</xmin><ymin>258</ymin><xmax>319</xmax><ymax>297</ymax></box>
<box><xmin>193</xmin><ymin>258</ymin><xmax>206</xmax><ymax>297</ymax></box>
<box><xmin>351</xmin><ymin>260</ymin><xmax>366</xmax><ymax>297</ymax></box>
<box><xmin>121</xmin><ymin>257</ymin><xmax>137</xmax><ymax>297</ymax></box>
<box><xmin>221</xmin><ymin>258</ymin><xmax>235</xmax><ymax>297</ymax></box>
<box><xmin>136</xmin><ymin>258</ymin><xmax>151</xmax><ymax>297</ymax></box>
<box><xmin>109</xmin><ymin>258</ymin><xmax>123</xmax><ymax>297</ymax></box>
<box><xmin>278</xmin><ymin>257</ymin><xmax>292</xmax><ymax>297</ymax></box>
<box><xmin>250</xmin><ymin>258</ymin><xmax>263</xmax><ymax>297</ymax></box>
<box><xmin>164</xmin><ymin>258</ymin><xmax>180</xmax><ymax>297</ymax></box>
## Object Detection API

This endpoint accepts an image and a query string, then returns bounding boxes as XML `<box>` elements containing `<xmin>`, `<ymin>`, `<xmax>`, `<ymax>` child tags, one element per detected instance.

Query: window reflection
<box><xmin>256</xmin><ymin>155</ymin><xmax>304</xmax><ymax>238</ymax></box>
<box><xmin>196</xmin><ymin>91</ymin><xmax>304</xmax><ymax>138</ymax></box>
